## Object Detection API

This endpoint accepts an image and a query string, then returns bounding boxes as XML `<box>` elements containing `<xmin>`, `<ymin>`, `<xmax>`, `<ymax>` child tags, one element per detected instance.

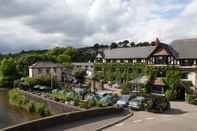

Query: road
<box><xmin>104</xmin><ymin>102</ymin><xmax>197</xmax><ymax>131</ymax></box>
<box><xmin>43</xmin><ymin>111</ymin><xmax>128</xmax><ymax>131</ymax></box>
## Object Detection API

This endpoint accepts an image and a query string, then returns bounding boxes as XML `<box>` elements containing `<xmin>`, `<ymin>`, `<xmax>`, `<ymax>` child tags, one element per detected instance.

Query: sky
<box><xmin>0</xmin><ymin>0</ymin><xmax>197</xmax><ymax>53</ymax></box>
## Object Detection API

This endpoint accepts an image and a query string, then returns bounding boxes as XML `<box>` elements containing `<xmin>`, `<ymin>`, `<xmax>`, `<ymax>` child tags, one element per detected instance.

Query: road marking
<box><xmin>115</xmin><ymin>122</ymin><xmax>124</xmax><ymax>127</ymax></box>
<box><xmin>133</xmin><ymin>120</ymin><xmax>143</xmax><ymax>123</ymax></box>
<box><xmin>145</xmin><ymin>117</ymin><xmax>155</xmax><ymax>120</ymax></box>
<box><xmin>160</xmin><ymin>115</ymin><xmax>173</xmax><ymax>118</ymax></box>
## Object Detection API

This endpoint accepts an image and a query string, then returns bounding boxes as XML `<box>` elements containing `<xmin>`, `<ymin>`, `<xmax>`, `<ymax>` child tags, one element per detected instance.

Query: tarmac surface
<box><xmin>105</xmin><ymin>101</ymin><xmax>197</xmax><ymax>131</ymax></box>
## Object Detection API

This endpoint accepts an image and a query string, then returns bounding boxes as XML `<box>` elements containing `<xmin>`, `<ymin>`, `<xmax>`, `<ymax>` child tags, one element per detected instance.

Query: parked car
<box><xmin>99</xmin><ymin>95</ymin><xmax>113</xmax><ymax>106</ymax></box>
<box><xmin>96</xmin><ymin>90</ymin><xmax>112</xmax><ymax>98</ymax></box>
<box><xmin>128</xmin><ymin>96</ymin><xmax>145</xmax><ymax>110</ymax></box>
<box><xmin>112</xmin><ymin>95</ymin><xmax>120</xmax><ymax>105</ymax></box>
<box><xmin>146</xmin><ymin>95</ymin><xmax>170</xmax><ymax>113</ymax></box>
<box><xmin>116</xmin><ymin>95</ymin><xmax>132</xmax><ymax>108</ymax></box>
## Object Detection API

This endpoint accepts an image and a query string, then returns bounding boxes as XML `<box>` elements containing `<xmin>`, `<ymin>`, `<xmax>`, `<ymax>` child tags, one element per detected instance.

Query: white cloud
<box><xmin>0</xmin><ymin>0</ymin><xmax>196</xmax><ymax>53</ymax></box>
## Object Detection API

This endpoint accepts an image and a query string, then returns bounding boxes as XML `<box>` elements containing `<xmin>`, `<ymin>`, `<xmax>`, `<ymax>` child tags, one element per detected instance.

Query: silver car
<box><xmin>116</xmin><ymin>95</ymin><xmax>132</xmax><ymax>108</ymax></box>
<box><xmin>128</xmin><ymin>96</ymin><xmax>145</xmax><ymax>110</ymax></box>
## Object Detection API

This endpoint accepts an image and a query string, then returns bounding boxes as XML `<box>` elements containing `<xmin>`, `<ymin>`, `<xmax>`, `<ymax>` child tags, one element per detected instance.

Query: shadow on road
<box><xmin>42</xmin><ymin>112</ymin><xmax>128</xmax><ymax>131</ymax></box>
<box><xmin>161</xmin><ymin>108</ymin><xmax>187</xmax><ymax>115</ymax></box>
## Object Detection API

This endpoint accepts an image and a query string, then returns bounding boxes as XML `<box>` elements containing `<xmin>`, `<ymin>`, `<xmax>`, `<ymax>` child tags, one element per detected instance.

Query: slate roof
<box><xmin>104</xmin><ymin>46</ymin><xmax>157</xmax><ymax>59</ymax></box>
<box><xmin>30</xmin><ymin>62</ymin><xmax>65</xmax><ymax>68</ymax></box>
<box><xmin>170</xmin><ymin>38</ymin><xmax>197</xmax><ymax>59</ymax></box>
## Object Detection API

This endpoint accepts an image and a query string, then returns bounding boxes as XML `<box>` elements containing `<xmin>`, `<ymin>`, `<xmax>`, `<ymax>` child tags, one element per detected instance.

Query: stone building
<box><xmin>29</xmin><ymin>62</ymin><xmax>65</xmax><ymax>82</ymax></box>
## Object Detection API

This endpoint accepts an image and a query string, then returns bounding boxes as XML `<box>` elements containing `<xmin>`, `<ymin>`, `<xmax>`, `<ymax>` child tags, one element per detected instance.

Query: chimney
<box><xmin>155</xmin><ymin>37</ymin><xmax>160</xmax><ymax>46</ymax></box>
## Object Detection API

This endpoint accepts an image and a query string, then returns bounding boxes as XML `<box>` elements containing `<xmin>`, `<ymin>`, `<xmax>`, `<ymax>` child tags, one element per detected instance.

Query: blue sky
<box><xmin>0</xmin><ymin>0</ymin><xmax>196</xmax><ymax>53</ymax></box>
<box><xmin>155</xmin><ymin>0</ymin><xmax>192</xmax><ymax>18</ymax></box>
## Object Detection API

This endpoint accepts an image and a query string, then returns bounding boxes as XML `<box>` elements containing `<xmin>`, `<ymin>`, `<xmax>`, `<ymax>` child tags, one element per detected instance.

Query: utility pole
<box><xmin>51</xmin><ymin>72</ymin><xmax>53</xmax><ymax>89</ymax></box>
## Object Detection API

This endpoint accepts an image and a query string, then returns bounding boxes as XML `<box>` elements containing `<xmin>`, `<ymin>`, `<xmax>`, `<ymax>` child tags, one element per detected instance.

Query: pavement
<box><xmin>104</xmin><ymin>101</ymin><xmax>197</xmax><ymax>131</ymax></box>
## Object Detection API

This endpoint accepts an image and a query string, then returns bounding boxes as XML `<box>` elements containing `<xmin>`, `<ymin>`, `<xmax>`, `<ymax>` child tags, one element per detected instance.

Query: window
<box><xmin>53</xmin><ymin>68</ymin><xmax>56</xmax><ymax>73</ymax></box>
<box><xmin>46</xmin><ymin>69</ymin><xmax>50</xmax><ymax>74</ymax></box>
<box><xmin>38</xmin><ymin>69</ymin><xmax>41</xmax><ymax>74</ymax></box>
<box><xmin>181</xmin><ymin>72</ymin><xmax>188</xmax><ymax>79</ymax></box>
<box><xmin>180</xmin><ymin>59</ymin><xmax>193</xmax><ymax>66</ymax></box>
<box><xmin>129</xmin><ymin>59</ymin><xmax>133</xmax><ymax>63</ymax></box>
<box><xmin>136</xmin><ymin>59</ymin><xmax>141</xmax><ymax>63</ymax></box>
<box><xmin>154</xmin><ymin>56</ymin><xmax>168</xmax><ymax>64</ymax></box>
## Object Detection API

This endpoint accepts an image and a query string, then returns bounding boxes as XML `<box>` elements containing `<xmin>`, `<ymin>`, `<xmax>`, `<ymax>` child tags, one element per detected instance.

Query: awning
<box><xmin>151</xmin><ymin>78</ymin><xmax>165</xmax><ymax>86</ymax></box>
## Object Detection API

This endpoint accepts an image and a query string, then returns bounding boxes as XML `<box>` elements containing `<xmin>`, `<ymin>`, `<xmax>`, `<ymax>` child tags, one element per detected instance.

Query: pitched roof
<box><xmin>170</xmin><ymin>38</ymin><xmax>197</xmax><ymax>59</ymax></box>
<box><xmin>30</xmin><ymin>62</ymin><xmax>65</xmax><ymax>68</ymax></box>
<box><xmin>104</xmin><ymin>46</ymin><xmax>157</xmax><ymax>59</ymax></box>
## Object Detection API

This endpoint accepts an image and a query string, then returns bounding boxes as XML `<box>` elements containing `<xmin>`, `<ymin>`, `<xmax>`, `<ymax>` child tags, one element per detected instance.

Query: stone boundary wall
<box><xmin>19</xmin><ymin>90</ymin><xmax>84</xmax><ymax>113</ymax></box>
<box><xmin>2</xmin><ymin>107</ymin><xmax>123</xmax><ymax>131</ymax></box>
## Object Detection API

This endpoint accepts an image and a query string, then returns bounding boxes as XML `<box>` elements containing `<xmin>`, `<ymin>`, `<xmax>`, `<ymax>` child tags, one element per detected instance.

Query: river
<box><xmin>0</xmin><ymin>89</ymin><xmax>40</xmax><ymax>129</ymax></box>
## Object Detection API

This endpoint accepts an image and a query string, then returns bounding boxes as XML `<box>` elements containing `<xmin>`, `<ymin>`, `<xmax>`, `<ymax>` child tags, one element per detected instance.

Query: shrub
<box><xmin>121</xmin><ymin>80</ymin><xmax>129</xmax><ymax>94</ymax></box>
<box><xmin>165</xmin><ymin>90</ymin><xmax>171</xmax><ymax>99</ymax></box>
<box><xmin>185</xmin><ymin>94</ymin><xmax>193</xmax><ymax>104</ymax></box>
<box><xmin>9</xmin><ymin>89</ymin><xmax>51</xmax><ymax>116</ymax></box>
<box><xmin>96</xmin><ymin>101</ymin><xmax>105</xmax><ymax>107</ymax></box>
<box><xmin>144</xmin><ymin>83</ymin><xmax>151</xmax><ymax>93</ymax></box>
<box><xmin>79</xmin><ymin>101</ymin><xmax>90</xmax><ymax>109</ymax></box>
<box><xmin>87</xmin><ymin>99</ymin><xmax>96</xmax><ymax>107</ymax></box>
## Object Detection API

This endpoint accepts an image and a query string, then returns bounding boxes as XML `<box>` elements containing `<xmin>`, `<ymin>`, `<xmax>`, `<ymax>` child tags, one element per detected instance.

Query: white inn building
<box><xmin>96</xmin><ymin>38</ymin><xmax>197</xmax><ymax>99</ymax></box>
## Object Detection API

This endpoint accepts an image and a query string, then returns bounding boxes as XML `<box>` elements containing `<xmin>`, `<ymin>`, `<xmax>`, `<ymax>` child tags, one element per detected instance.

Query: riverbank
<box><xmin>9</xmin><ymin>89</ymin><xmax>51</xmax><ymax>117</ymax></box>
<box><xmin>0</xmin><ymin>89</ymin><xmax>41</xmax><ymax>129</ymax></box>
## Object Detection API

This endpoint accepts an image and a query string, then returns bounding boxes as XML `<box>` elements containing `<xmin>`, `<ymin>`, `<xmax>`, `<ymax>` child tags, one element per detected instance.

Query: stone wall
<box><xmin>2</xmin><ymin>107</ymin><xmax>123</xmax><ymax>131</ymax></box>
<box><xmin>19</xmin><ymin>90</ymin><xmax>84</xmax><ymax>114</ymax></box>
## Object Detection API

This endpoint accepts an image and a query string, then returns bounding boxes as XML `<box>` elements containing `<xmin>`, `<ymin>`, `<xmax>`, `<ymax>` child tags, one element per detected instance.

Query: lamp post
<box><xmin>50</xmin><ymin>68</ymin><xmax>55</xmax><ymax>89</ymax></box>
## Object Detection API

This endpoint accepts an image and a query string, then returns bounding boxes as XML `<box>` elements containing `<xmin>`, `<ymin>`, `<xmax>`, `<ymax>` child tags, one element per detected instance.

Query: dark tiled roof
<box><xmin>30</xmin><ymin>62</ymin><xmax>65</xmax><ymax>68</ymax></box>
<box><xmin>104</xmin><ymin>46</ymin><xmax>157</xmax><ymax>59</ymax></box>
<box><xmin>170</xmin><ymin>38</ymin><xmax>197</xmax><ymax>59</ymax></box>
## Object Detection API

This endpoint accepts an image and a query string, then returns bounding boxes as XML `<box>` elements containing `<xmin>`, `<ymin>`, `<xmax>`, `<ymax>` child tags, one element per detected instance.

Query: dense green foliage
<box><xmin>48</xmin><ymin>91</ymin><xmax>80</xmax><ymax>105</ymax></box>
<box><xmin>185</xmin><ymin>94</ymin><xmax>193</xmax><ymax>103</ymax></box>
<box><xmin>94</xmin><ymin>63</ymin><xmax>147</xmax><ymax>82</ymax></box>
<box><xmin>9</xmin><ymin>89</ymin><xmax>51</xmax><ymax>116</ymax></box>
<box><xmin>14</xmin><ymin>76</ymin><xmax>59</xmax><ymax>89</ymax></box>
<box><xmin>94</xmin><ymin>63</ymin><xmax>195</xmax><ymax>98</ymax></box>
<box><xmin>0</xmin><ymin>47</ymin><xmax>78</xmax><ymax>88</ymax></box>
<box><xmin>121</xmin><ymin>80</ymin><xmax>129</xmax><ymax>94</ymax></box>
<box><xmin>0</xmin><ymin>58</ymin><xmax>18</xmax><ymax>88</ymax></box>
<box><xmin>94</xmin><ymin>63</ymin><xmax>156</xmax><ymax>94</ymax></box>
<box><xmin>72</xmin><ymin>47</ymin><xmax>97</xmax><ymax>62</ymax></box>
<box><xmin>163</xmin><ymin>67</ymin><xmax>181</xmax><ymax>100</ymax></box>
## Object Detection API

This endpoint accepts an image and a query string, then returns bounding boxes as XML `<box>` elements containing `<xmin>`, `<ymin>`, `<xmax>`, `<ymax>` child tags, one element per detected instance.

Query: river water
<box><xmin>0</xmin><ymin>89</ymin><xmax>40</xmax><ymax>129</ymax></box>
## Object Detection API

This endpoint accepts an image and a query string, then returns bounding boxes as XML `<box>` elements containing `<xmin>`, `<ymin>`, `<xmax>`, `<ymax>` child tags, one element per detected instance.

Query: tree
<box><xmin>57</xmin><ymin>54</ymin><xmax>71</xmax><ymax>64</ymax></box>
<box><xmin>164</xmin><ymin>68</ymin><xmax>181</xmax><ymax>100</ymax></box>
<box><xmin>122</xmin><ymin>40</ymin><xmax>130</xmax><ymax>48</ymax></box>
<box><xmin>130</xmin><ymin>42</ymin><xmax>135</xmax><ymax>47</ymax></box>
<box><xmin>94</xmin><ymin>43</ymin><xmax>100</xmax><ymax>49</ymax></box>
<box><xmin>72</xmin><ymin>67</ymin><xmax>86</xmax><ymax>83</ymax></box>
<box><xmin>121</xmin><ymin>80</ymin><xmax>129</xmax><ymax>94</ymax></box>
<box><xmin>110</xmin><ymin>42</ymin><xmax>118</xmax><ymax>49</ymax></box>
<box><xmin>0</xmin><ymin>58</ymin><xmax>18</xmax><ymax>87</ymax></box>
<box><xmin>63</xmin><ymin>48</ymin><xmax>76</xmax><ymax>59</ymax></box>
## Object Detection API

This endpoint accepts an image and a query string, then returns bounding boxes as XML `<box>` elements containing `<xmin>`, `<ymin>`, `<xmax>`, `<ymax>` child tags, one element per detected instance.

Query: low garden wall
<box><xmin>2</xmin><ymin>107</ymin><xmax>123</xmax><ymax>131</ymax></box>
<box><xmin>19</xmin><ymin>90</ymin><xmax>84</xmax><ymax>114</ymax></box>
